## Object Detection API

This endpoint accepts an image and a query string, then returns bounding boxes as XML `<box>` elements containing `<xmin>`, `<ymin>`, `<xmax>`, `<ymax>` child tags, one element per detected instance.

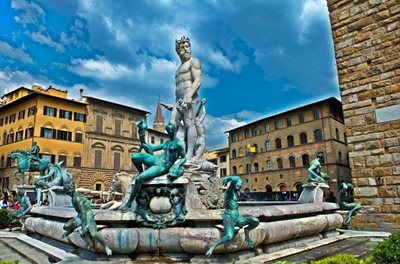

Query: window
<box><xmin>286</xmin><ymin>117</ymin><xmax>292</xmax><ymax>127</ymax></box>
<box><xmin>94</xmin><ymin>150</ymin><xmax>102</xmax><ymax>168</ymax></box>
<box><xmin>302</xmin><ymin>154</ymin><xmax>310</xmax><ymax>166</ymax></box>
<box><xmin>287</xmin><ymin>135</ymin><xmax>294</xmax><ymax>147</ymax></box>
<box><xmin>254</xmin><ymin>162</ymin><xmax>259</xmax><ymax>172</ymax></box>
<box><xmin>95</xmin><ymin>182</ymin><xmax>103</xmax><ymax>191</ymax></box>
<box><xmin>18</xmin><ymin>110</ymin><xmax>25</xmax><ymax>120</ymax></box>
<box><xmin>74</xmin><ymin>112</ymin><xmax>86</xmax><ymax>122</ymax></box>
<box><xmin>96</xmin><ymin>115</ymin><xmax>103</xmax><ymax>133</ymax></box>
<box><xmin>246</xmin><ymin>164</ymin><xmax>251</xmax><ymax>174</ymax></box>
<box><xmin>238</xmin><ymin>147</ymin><xmax>244</xmax><ymax>157</ymax></box>
<box><xmin>0</xmin><ymin>118</ymin><xmax>3</xmax><ymax>126</ymax></box>
<box><xmin>44</xmin><ymin>106</ymin><xmax>57</xmax><ymax>117</ymax></box>
<box><xmin>265</xmin><ymin>124</ymin><xmax>270</xmax><ymax>132</ymax></box>
<box><xmin>25</xmin><ymin>127</ymin><xmax>34</xmax><ymax>139</ymax></box>
<box><xmin>8</xmin><ymin>133</ymin><xmax>14</xmax><ymax>143</ymax></box>
<box><xmin>40</xmin><ymin>154</ymin><xmax>56</xmax><ymax>163</ymax></box>
<box><xmin>220</xmin><ymin>168</ymin><xmax>227</xmax><ymax>176</ymax></box>
<box><xmin>252</xmin><ymin>127</ymin><xmax>257</xmax><ymax>136</ymax></box>
<box><xmin>115</xmin><ymin>119</ymin><xmax>121</xmax><ymax>136</ymax></box>
<box><xmin>57</xmin><ymin>130</ymin><xmax>72</xmax><ymax>141</ymax></box>
<box><xmin>75</xmin><ymin>132</ymin><xmax>83</xmax><ymax>143</ymax></box>
<box><xmin>220</xmin><ymin>155</ymin><xmax>227</xmax><ymax>163</ymax></box>
<box><xmin>266</xmin><ymin>160</ymin><xmax>272</xmax><ymax>171</ymax></box>
<box><xmin>244</xmin><ymin>129</ymin><xmax>250</xmax><ymax>138</ymax></box>
<box><xmin>335</xmin><ymin>128</ymin><xmax>340</xmax><ymax>140</ymax></box>
<box><xmin>231</xmin><ymin>149</ymin><xmax>237</xmax><ymax>159</ymax></box>
<box><xmin>299</xmin><ymin>113</ymin><xmax>305</xmax><ymax>123</ymax></box>
<box><xmin>289</xmin><ymin>156</ymin><xmax>296</xmax><ymax>168</ymax></box>
<box><xmin>313</xmin><ymin>109</ymin><xmax>320</xmax><ymax>120</ymax></box>
<box><xmin>232</xmin><ymin>166</ymin><xmax>237</xmax><ymax>174</ymax></box>
<box><xmin>2</xmin><ymin>132</ymin><xmax>6</xmax><ymax>144</ymax></box>
<box><xmin>9</xmin><ymin>114</ymin><xmax>16</xmax><ymax>123</ymax></box>
<box><xmin>73</xmin><ymin>156</ymin><xmax>81</xmax><ymax>167</ymax></box>
<box><xmin>6</xmin><ymin>157</ymin><xmax>12</xmax><ymax>167</ymax></box>
<box><xmin>160</xmin><ymin>138</ymin><xmax>164</xmax><ymax>144</ymax></box>
<box><xmin>132</xmin><ymin>123</ymin><xmax>138</xmax><ymax>139</ymax></box>
<box><xmin>114</xmin><ymin>152</ymin><xmax>121</xmax><ymax>170</ymax></box>
<box><xmin>274</xmin><ymin>121</ymin><xmax>280</xmax><ymax>130</ymax></box>
<box><xmin>265</xmin><ymin>185</ymin><xmax>272</xmax><ymax>192</ymax></box>
<box><xmin>28</xmin><ymin>106</ymin><xmax>36</xmax><ymax>116</ymax></box>
<box><xmin>314</xmin><ymin>129</ymin><xmax>323</xmax><ymax>142</ymax></box>
<box><xmin>151</xmin><ymin>136</ymin><xmax>155</xmax><ymax>144</ymax></box>
<box><xmin>338</xmin><ymin>151</ymin><xmax>342</xmax><ymax>163</ymax></box>
<box><xmin>300</xmin><ymin>132</ymin><xmax>308</xmax><ymax>144</ymax></box>
<box><xmin>254</xmin><ymin>178</ymin><xmax>258</xmax><ymax>182</ymax></box>
<box><xmin>59</xmin><ymin>109</ymin><xmax>72</xmax><ymax>120</ymax></box>
<box><xmin>265</xmin><ymin>140</ymin><xmax>271</xmax><ymax>151</ymax></box>
<box><xmin>15</xmin><ymin>130</ymin><xmax>23</xmax><ymax>141</ymax></box>
<box><xmin>58</xmin><ymin>155</ymin><xmax>67</xmax><ymax>166</ymax></box>
<box><xmin>231</xmin><ymin>133</ymin><xmax>237</xmax><ymax>142</ymax></box>
<box><xmin>41</xmin><ymin>127</ymin><xmax>55</xmax><ymax>138</ymax></box>
<box><xmin>275</xmin><ymin>138</ymin><xmax>282</xmax><ymax>149</ymax></box>
<box><xmin>277</xmin><ymin>158</ymin><xmax>283</xmax><ymax>169</ymax></box>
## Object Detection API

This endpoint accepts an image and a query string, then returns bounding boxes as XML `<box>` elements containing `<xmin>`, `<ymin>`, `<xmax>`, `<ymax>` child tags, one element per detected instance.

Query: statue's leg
<box><xmin>88</xmin><ymin>224</ymin><xmax>112</xmax><ymax>255</ymax></box>
<box><xmin>237</xmin><ymin>215</ymin><xmax>259</xmax><ymax>248</ymax></box>
<box><xmin>131</xmin><ymin>153</ymin><xmax>156</xmax><ymax>173</ymax></box>
<box><xmin>63</xmin><ymin>217</ymin><xmax>80</xmax><ymax>237</ymax></box>
<box><xmin>344</xmin><ymin>203</ymin><xmax>362</xmax><ymax>225</ymax></box>
<box><xmin>183</xmin><ymin>109</ymin><xmax>197</xmax><ymax>160</ymax></box>
<box><xmin>206</xmin><ymin>216</ymin><xmax>235</xmax><ymax>257</ymax></box>
<box><xmin>121</xmin><ymin>165</ymin><xmax>166</xmax><ymax>212</ymax></box>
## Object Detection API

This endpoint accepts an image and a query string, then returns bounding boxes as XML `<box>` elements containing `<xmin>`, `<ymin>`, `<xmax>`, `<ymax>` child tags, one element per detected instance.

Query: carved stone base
<box><xmin>47</xmin><ymin>186</ymin><xmax>72</xmax><ymax>206</ymax></box>
<box><xmin>298</xmin><ymin>183</ymin><xmax>329</xmax><ymax>203</ymax></box>
<box><xmin>187</xmin><ymin>170</ymin><xmax>224</xmax><ymax>209</ymax></box>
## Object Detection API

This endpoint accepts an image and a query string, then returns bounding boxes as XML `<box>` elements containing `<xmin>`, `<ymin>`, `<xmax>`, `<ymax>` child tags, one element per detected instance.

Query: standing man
<box><xmin>172</xmin><ymin>36</ymin><xmax>202</xmax><ymax>160</ymax></box>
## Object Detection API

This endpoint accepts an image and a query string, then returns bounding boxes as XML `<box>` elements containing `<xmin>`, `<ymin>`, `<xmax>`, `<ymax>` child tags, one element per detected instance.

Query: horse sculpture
<box><xmin>9</xmin><ymin>149</ymin><xmax>50</xmax><ymax>185</ymax></box>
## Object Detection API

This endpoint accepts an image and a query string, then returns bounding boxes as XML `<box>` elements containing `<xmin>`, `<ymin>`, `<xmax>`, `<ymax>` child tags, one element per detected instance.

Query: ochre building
<box><xmin>226</xmin><ymin>97</ymin><xmax>351</xmax><ymax>198</ymax></box>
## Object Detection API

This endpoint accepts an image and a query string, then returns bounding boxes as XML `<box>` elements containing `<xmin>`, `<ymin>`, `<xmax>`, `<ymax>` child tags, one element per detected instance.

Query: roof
<box><xmin>2</xmin><ymin>86</ymin><xmax>31</xmax><ymax>98</ymax></box>
<box><xmin>147</xmin><ymin>127</ymin><xmax>167</xmax><ymax>135</ymax></box>
<box><xmin>0</xmin><ymin>89</ymin><xmax>87</xmax><ymax>111</ymax></box>
<box><xmin>84</xmin><ymin>96</ymin><xmax>150</xmax><ymax>114</ymax></box>
<box><xmin>225</xmin><ymin>97</ymin><xmax>342</xmax><ymax>133</ymax></box>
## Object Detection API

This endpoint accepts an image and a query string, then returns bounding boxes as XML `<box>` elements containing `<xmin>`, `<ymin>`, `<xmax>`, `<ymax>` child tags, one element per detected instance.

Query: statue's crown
<box><xmin>175</xmin><ymin>36</ymin><xmax>191</xmax><ymax>50</ymax></box>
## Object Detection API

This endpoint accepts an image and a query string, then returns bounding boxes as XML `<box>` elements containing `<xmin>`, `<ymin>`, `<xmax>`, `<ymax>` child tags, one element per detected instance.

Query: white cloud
<box><xmin>0</xmin><ymin>68</ymin><xmax>49</xmax><ymax>94</ymax></box>
<box><xmin>11</xmin><ymin>0</ymin><xmax>44</xmax><ymax>26</ymax></box>
<box><xmin>204</xmin><ymin>115</ymin><xmax>247</xmax><ymax>149</ymax></box>
<box><xmin>69</xmin><ymin>56</ymin><xmax>133</xmax><ymax>80</ymax></box>
<box><xmin>298</xmin><ymin>0</ymin><xmax>329</xmax><ymax>44</ymax></box>
<box><xmin>30</xmin><ymin>31</ymin><xmax>65</xmax><ymax>52</ymax></box>
<box><xmin>0</xmin><ymin>40</ymin><xmax>33</xmax><ymax>63</ymax></box>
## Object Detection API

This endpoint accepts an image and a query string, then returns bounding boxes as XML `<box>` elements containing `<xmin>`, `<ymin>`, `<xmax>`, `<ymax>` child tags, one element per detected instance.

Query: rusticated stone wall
<box><xmin>327</xmin><ymin>0</ymin><xmax>400</xmax><ymax>230</ymax></box>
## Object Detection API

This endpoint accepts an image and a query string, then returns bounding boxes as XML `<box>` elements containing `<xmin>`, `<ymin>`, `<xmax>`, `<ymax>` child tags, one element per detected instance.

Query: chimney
<box><xmin>79</xmin><ymin>88</ymin><xmax>84</xmax><ymax>100</ymax></box>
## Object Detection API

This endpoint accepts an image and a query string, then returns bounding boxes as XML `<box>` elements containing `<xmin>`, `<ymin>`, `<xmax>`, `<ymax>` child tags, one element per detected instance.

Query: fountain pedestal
<box><xmin>298</xmin><ymin>183</ymin><xmax>329</xmax><ymax>203</ymax></box>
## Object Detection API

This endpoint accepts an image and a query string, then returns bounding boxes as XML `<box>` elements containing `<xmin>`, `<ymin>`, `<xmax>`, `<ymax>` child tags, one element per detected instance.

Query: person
<box><xmin>63</xmin><ymin>181</ymin><xmax>112</xmax><ymax>255</ymax></box>
<box><xmin>307</xmin><ymin>151</ymin><xmax>329</xmax><ymax>184</ymax></box>
<box><xmin>206</xmin><ymin>176</ymin><xmax>259</xmax><ymax>257</ymax></box>
<box><xmin>171</xmin><ymin>36</ymin><xmax>202</xmax><ymax>160</ymax></box>
<box><xmin>120</xmin><ymin>122</ymin><xmax>187</xmax><ymax>212</ymax></box>
<box><xmin>27</xmin><ymin>141</ymin><xmax>40</xmax><ymax>171</ymax></box>
<box><xmin>339</xmin><ymin>183</ymin><xmax>361</xmax><ymax>225</ymax></box>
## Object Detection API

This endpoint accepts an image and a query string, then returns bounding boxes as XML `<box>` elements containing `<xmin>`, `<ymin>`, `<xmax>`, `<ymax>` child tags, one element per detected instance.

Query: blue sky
<box><xmin>0</xmin><ymin>0</ymin><xmax>340</xmax><ymax>149</ymax></box>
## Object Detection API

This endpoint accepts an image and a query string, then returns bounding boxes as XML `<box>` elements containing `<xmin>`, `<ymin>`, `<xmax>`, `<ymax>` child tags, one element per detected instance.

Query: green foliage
<box><xmin>311</xmin><ymin>254</ymin><xmax>360</xmax><ymax>264</ymax></box>
<box><xmin>0</xmin><ymin>209</ymin><xmax>9</xmax><ymax>228</ymax></box>
<box><xmin>372</xmin><ymin>231</ymin><xmax>400</xmax><ymax>264</ymax></box>
<box><xmin>0</xmin><ymin>260</ymin><xmax>20</xmax><ymax>264</ymax></box>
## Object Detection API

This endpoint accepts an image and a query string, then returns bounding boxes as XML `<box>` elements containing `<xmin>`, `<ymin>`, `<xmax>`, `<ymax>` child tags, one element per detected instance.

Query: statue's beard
<box><xmin>180</xmin><ymin>51</ymin><xmax>191</xmax><ymax>61</ymax></box>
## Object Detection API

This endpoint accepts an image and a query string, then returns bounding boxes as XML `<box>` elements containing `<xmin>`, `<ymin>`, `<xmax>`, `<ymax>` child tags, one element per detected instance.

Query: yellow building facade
<box><xmin>0</xmin><ymin>86</ymin><xmax>86</xmax><ymax>188</ymax></box>
<box><xmin>227</xmin><ymin>97</ymin><xmax>351</xmax><ymax>199</ymax></box>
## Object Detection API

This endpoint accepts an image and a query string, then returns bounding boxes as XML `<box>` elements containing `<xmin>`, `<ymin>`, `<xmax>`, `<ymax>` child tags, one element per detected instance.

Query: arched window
<box><xmin>232</xmin><ymin>149</ymin><xmax>237</xmax><ymax>159</ymax></box>
<box><xmin>254</xmin><ymin>162</ymin><xmax>259</xmax><ymax>172</ymax></box>
<box><xmin>338</xmin><ymin>151</ymin><xmax>342</xmax><ymax>163</ymax></box>
<box><xmin>314</xmin><ymin>129</ymin><xmax>323</xmax><ymax>142</ymax></box>
<box><xmin>239</xmin><ymin>165</ymin><xmax>244</xmax><ymax>174</ymax></box>
<box><xmin>279</xmin><ymin>184</ymin><xmax>287</xmax><ymax>192</ymax></box>
<box><xmin>244</xmin><ymin>188</ymin><xmax>250</xmax><ymax>193</ymax></box>
<box><xmin>295</xmin><ymin>182</ymin><xmax>303</xmax><ymax>192</ymax></box>
<box><xmin>238</xmin><ymin>147</ymin><xmax>244</xmax><ymax>157</ymax></box>
<box><xmin>336</xmin><ymin>128</ymin><xmax>340</xmax><ymax>140</ymax></box>
<box><xmin>275</xmin><ymin>138</ymin><xmax>282</xmax><ymax>149</ymax></box>
<box><xmin>277</xmin><ymin>158</ymin><xmax>283</xmax><ymax>169</ymax></box>
<box><xmin>300</xmin><ymin>132</ymin><xmax>308</xmax><ymax>144</ymax></box>
<box><xmin>246</xmin><ymin>164</ymin><xmax>251</xmax><ymax>174</ymax></box>
<box><xmin>302</xmin><ymin>154</ymin><xmax>310</xmax><ymax>166</ymax></box>
<box><xmin>266</xmin><ymin>160</ymin><xmax>272</xmax><ymax>171</ymax></box>
<box><xmin>265</xmin><ymin>185</ymin><xmax>272</xmax><ymax>192</ymax></box>
<box><xmin>289</xmin><ymin>156</ymin><xmax>296</xmax><ymax>168</ymax></box>
<box><xmin>232</xmin><ymin>166</ymin><xmax>237</xmax><ymax>174</ymax></box>
<box><xmin>287</xmin><ymin>135</ymin><xmax>294</xmax><ymax>147</ymax></box>
<box><xmin>265</xmin><ymin>140</ymin><xmax>271</xmax><ymax>151</ymax></box>
<box><xmin>253</xmin><ymin>144</ymin><xmax>258</xmax><ymax>153</ymax></box>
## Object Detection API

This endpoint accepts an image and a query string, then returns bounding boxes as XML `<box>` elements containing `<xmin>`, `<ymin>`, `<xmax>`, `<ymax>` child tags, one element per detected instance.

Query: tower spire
<box><xmin>153</xmin><ymin>96</ymin><xmax>165</xmax><ymax>132</ymax></box>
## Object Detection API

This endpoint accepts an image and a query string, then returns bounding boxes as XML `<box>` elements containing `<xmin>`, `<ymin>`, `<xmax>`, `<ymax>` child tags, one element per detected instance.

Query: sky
<box><xmin>0</xmin><ymin>0</ymin><xmax>340</xmax><ymax>150</ymax></box>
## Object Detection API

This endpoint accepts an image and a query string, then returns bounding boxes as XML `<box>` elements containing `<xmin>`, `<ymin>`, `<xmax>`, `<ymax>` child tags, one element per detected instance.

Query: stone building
<box><xmin>226</xmin><ymin>97</ymin><xmax>350</xmax><ymax>197</ymax></box>
<box><xmin>214</xmin><ymin>147</ymin><xmax>230</xmax><ymax>178</ymax></box>
<box><xmin>0</xmin><ymin>86</ymin><xmax>87</xmax><ymax>189</ymax></box>
<box><xmin>78</xmin><ymin>96</ymin><xmax>148</xmax><ymax>190</ymax></box>
<box><xmin>327</xmin><ymin>0</ymin><xmax>400</xmax><ymax>230</ymax></box>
